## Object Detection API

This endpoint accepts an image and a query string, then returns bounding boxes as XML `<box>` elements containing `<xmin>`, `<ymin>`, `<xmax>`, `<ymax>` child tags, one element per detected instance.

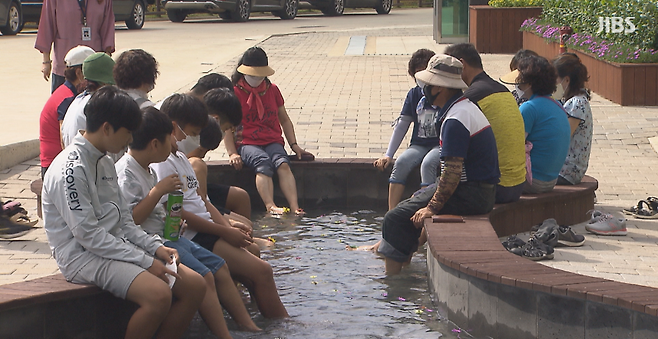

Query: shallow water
<box><xmin>184</xmin><ymin>210</ymin><xmax>471</xmax><ymax>339</ymax></box>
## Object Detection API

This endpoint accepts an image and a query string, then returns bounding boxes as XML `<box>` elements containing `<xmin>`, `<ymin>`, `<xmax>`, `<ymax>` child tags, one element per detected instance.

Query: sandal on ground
<box><xmin>624</xmin><ymin>197</ymin><xmax>658</xmax><ymax>215</ymax></box>
<box><xmin>294</xmin><ymin>208</ymin><xmax>306</xmax><ymax>216</ymax></box>
<box><xmin>634</xmin><ymin>200</ymin><xmax>658</xmax><ymax>219</ymax></box>
<box><xmin>9</xmin><ymin>214</ymin><xmax>38</xmax><ymax>227</ymax></box>
<box><xmin>520</xmin><ymin>238</ymin><xmax>554</xmax><ymax>261</ymax></box>
<box><xmin>501</xmin><ymin>235</ymin><xmax>525</xmax><ymax>253</ymax></box>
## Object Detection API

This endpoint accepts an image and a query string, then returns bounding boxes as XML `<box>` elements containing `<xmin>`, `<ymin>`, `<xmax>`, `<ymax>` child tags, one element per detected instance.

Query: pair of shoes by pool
<box><xmin>530</xmin><ymin>218</ymin><xmax>586</xmax><ymax>247</ymax></box>
<box><xmin>502</xmin><ymin>219</ymin><xmax>557</xmax><ymax>261</ymax></box>
<box><xmin>623</xmin><ymin>197</ymin><xmax>658</xmax><ymax>219</ymax></box>
<box><xmin>502</xmin><ymin>235</ymin><xmax>554</xmax><ymax>261</ymax></box>
<box><xmin>503</xmin><ymin>218</ymin><xmax>586</xmax><ymax>261</ymax></box>
<box><xmin>587</xmin><ymin>209</ymin><xmax>627</xmax><ymax>236</ymax></box>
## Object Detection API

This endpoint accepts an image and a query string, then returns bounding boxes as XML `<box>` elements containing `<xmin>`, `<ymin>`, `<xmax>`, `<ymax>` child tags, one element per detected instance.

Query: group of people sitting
<box><xmin>374</xmin><ymin>44</ymin><xmax>593</xmax><ymax>274</ymax></box>
<box><xmin>37</xmin><ymin>46</ymin><xmax>317</xmax><ymax>338</ymax></box>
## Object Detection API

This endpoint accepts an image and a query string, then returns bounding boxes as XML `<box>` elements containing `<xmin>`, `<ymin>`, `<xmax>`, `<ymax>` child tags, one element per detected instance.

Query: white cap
<box><xmin>64</xmin><ymin>46</ymin><xmax>95</xmax><ymax>67</ymax></box>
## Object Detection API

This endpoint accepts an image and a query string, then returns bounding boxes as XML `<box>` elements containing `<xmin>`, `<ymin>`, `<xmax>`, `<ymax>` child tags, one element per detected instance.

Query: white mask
<box><xmin>244</xmin><ymin>75</ymin><xmax>265</xmax><ymax>88</ymax></box>
<box><xmin>416</xmin><ymin>78</ymin><xmax>426</xmax><ymax>89</ymax></box>
<box><xmin>553</xmin><ymin>79</ymin><xmax>566</xmax><ymax>100</ymax></box>
<box><xmin>514</xmin><ymin>85</ymin><xmax>525</xmax><ymax>99</ymax></box>
<box><xmin>176</xmin><ymin>125</ymin><xmax>200</xmax><ymax>155</ymax></box>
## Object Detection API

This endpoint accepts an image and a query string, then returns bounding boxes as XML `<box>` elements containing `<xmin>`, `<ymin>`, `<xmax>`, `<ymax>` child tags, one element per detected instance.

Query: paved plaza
<box><xmin>2</xmin><ymin>20</ymin><xmax>658</xmax><ymax>290</ymax></box>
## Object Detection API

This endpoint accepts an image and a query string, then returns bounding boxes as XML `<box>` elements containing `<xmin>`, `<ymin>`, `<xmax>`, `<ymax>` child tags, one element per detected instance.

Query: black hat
<box><xmin>237</xmin><ymin>47</ymin><xmax>275</xmax><ymax>77</ymax></box>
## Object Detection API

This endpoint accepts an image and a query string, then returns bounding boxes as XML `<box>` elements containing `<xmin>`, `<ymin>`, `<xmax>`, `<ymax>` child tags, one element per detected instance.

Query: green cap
<box><xmin>82</xmin><ymin>52</ymin><xmax>115</xmax><ymax>85</ymax></box>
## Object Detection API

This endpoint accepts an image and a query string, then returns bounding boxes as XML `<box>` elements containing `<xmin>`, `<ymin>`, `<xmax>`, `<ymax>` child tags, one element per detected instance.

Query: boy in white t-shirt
<box><xmin>42</xmin><ymin>86</ymin><xmax>205</xmax><ymax>338</ymax></box>
<box><xmin>116</xmin><ymin>107</ymin><xmax>262</xmax><ymax>338</ymax></box>
<box><xmin>151</xmin><ymin>94</ymin><xmax>289</xmax><ymax>319</ymax></box>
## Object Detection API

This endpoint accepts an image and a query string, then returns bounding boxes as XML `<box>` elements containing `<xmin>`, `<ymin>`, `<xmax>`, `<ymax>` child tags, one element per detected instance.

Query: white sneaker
<box><xmin>585</xmin><ymin>213</ymin><xmax>627</xmax><ymax>236</ymax></box>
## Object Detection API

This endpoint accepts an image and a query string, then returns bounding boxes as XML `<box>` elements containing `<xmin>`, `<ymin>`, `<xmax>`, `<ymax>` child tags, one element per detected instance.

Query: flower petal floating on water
<box><xmin>310</xmin><ymin>275</ymin><xmax>317</xmax><ymax>278</ymax></box>
<box><xmin>295</xmin><ymin>257</ymin><xmax>301</xmax><ymax>260</ymax></box>
<box><xmin>267</xmin><ymin>236</ymin><xmax>276</xmax><ymax>243</ymax></box>
<box><xmin>414</xmin><ymin>309</ymin><xmax>424</xmax><ymax>314</ymax></box>
<box><xmin>452</xmin><ymin>328</ymin><xmax>461</xmax><ymax>333</ymax></box>
<box><xmin>382</xmin><ymin>292</ymin><xmax>388</xmax><ymax>297</ymax></box>
<box><xmin>398</xmin><ymin>297</ymin><xmax>406</xmax><ymax>301</ymax></box>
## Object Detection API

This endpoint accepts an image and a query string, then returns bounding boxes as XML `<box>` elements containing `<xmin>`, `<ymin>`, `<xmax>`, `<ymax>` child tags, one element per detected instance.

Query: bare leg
<box><xmin>384</xmin><ymin>257</ymin><xmax>404</xmax><ymax>275</ymax></box>
<box><xmin>417</xmin><ymin>227</ymin><xmax>427</xmax><ymax>250</ymax></box>
<box><xmin>255</xmin><ymin>173</ymin><xmax>281</xmax><ymax>212</ymax></box>
<box><xmin>198</xmin><ymin>272</ymin><xmax>233</xmax><ymax>339</ymax></box>
<box><xmin>226</xmin><ymin>187</ymin><xmax>252</xmax><ymax>219</ymax></box>
<box><xmin>245</xmin><ymin>242</ymin><xmax>261</xmax><ymax>257</ymax></box>
<box><xmin>159</xmin><ymin>265</ymin><xmax>206</xmax><ymax>339</ymax></box>
<box><xmin>276</xmin><ymin>163</ymin><xmax>300</xmax><ymax>212</ymax></box>
<box><xmin>388</xmin><ymin>183</ymin><xmax>405</xmax><ymax>210</ymax></box>
<box><xmin>213</xmin><ymin>264</ymin><xmax>261</xmax><ymax>331</ymax></box>
<box><xmin>212</xmin><ymin>239</ymin><xmax>289</xmax><ymax>318</ymax></box>
<box><xmin>124</xmin><ymin>272</ymin><xmax>171</xmax><ymax>339</ymax></box>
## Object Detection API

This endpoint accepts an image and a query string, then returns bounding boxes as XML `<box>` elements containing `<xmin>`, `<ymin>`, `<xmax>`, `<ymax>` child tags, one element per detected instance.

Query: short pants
<box><xmin>165</xmin><ymin>237</ymin><xmax>225</xmax><ymax>277</ymax></box>
<box><xmin>207</xmin><ymin>183</ymin><xmax>231</xmax><ymax>215</ymax></box>
<box><xmin>192</xmin><ymin>232</ymin><xmax>221</xmax><ymax>252</ymax></box>
<box><xmin>239</xmin><ymin>143</ymin><xmax>290</xmax><ymax>177</ymax></box>
<box><xmin>70</xmin><ymin>254</ymin><xmax>146</xmax><ymax>299</ymax></box>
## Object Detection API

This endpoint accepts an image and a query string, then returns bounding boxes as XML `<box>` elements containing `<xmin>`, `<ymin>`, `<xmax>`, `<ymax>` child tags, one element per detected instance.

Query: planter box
<box><xmin>469</xmin><ymin>5</ymin><xmax>542</xmax><ymax>54</ymax></box>
<box><xmin>523</xmin><ymin>31</ymin><xmax>658</xmax><ymax>106</ymax></box>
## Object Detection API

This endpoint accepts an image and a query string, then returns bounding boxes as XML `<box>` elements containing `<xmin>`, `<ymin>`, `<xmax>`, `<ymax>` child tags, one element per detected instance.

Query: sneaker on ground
<box><xmin>588</xmin><ymin>209</ymin><xmax>611</xmax><ymax>223</ymax></box>
<box><xmin>0</xmin><ymin>215</ymin><xmax>35</xmax><ymax>239</ymax></box>
<box><xmin>557</xmin><ymin>226</ymin><xmax>585</xmax><ymax>247</ymax></box>
<box><xmin>585</xmin><ymin>214</ymin><xmax>627</xmax><ymax>236</ymax></box>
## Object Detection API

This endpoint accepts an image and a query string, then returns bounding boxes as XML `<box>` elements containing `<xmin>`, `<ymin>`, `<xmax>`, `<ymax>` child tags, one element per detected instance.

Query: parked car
<box><xmin>20</xmin><ymin>0</ymin><xmax>153</xmax><ymax>30</ymax></box>
<box><xmin>161</xmin><ymin>0</ymin><xmax>298</xmax><ymax>22</ymax></box>
<box><xmin>0</xmin><ymin>0</ymin><xmax>23</xmax><ymax>35</ymax></box>
<box><xmin>304</xmin><ymin>0</ymin><xmax>391</xmax><ymax>15</ymax></box>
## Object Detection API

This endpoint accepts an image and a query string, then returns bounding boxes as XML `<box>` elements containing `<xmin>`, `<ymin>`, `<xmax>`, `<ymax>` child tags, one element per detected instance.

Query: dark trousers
<box><xmin>380</xmin><ymin>181</ymin><xmax>496</xmax><ymax>262</ymax></box>
<box><xmin>495</xmin><ymin>182</ymin><xmax>524</xmax><ymax>204</ymax></box>
<box><xmin>51</xmin><ymin>74</ymin><xmax>65</xmax><ymax>94</ymax></box>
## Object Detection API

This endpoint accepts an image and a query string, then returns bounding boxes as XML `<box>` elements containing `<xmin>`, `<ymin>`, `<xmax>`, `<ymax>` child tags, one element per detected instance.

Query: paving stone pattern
<box><xmin>3</xmin><ymin>28</ymin><xmax>658</xmax><ymax>289</ymax></box>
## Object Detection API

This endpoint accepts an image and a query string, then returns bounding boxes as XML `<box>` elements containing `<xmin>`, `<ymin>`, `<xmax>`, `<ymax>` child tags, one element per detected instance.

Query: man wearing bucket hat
<box><xmin>225</xmin><ymin>46</ymin><xmax>314</xmax><ymax>216</ymax></box>
<box><xmin>378</xmin><ymin>54</ymin><xmax>500</xmax><ymax>275</ymax></box>
<box><xmin>61</xmin><ymin>52</ymin><xmax>116</xmax><ymax>149</ymax></box>
<box><xmin>39</xmin><ymin>45</ymin><xmax>96</xmax><ymax>178</ymax></box>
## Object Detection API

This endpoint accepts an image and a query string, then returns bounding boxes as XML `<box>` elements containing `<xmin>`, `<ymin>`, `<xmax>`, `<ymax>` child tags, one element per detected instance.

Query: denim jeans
<box><xmin>390</xmin><ymin>144</ymin><xmax>442</xmax><ymax>187</ymax></box>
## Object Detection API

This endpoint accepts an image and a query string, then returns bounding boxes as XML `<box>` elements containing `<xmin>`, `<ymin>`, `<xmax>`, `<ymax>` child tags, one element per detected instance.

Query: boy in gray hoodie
<box><xmin>42</xmin><ymin>86</ymin><xmax>205</xmax><ymax>339</ymax></box>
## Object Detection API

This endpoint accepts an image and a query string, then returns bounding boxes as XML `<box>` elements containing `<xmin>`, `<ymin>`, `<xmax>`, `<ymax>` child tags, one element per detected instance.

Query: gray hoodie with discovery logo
<box><xmin>42</xmin><ymin>134</ymin><xmax>163</xmax><ymax>280</ymax></box>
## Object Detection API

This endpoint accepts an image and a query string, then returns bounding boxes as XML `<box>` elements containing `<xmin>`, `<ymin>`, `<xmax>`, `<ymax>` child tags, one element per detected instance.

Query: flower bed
<box><xmin>469</xmin><ymin>5</ymin><xmax>543</xmax><ymax>54</ymax></box>
<box><xmin>521</xmin><ymin>17</ymin><xmax>658</xmax><ymax>63</ymax></box>
<box><xmin>523</xmin><ymin>31</ymin><xmax>658</xmax><ymax>106</ymax></box>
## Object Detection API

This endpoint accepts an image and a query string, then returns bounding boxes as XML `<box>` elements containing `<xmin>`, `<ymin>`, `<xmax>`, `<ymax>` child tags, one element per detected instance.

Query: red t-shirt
<box><xmin>39</xmin><ymin>81</ymin><xmax>77</xmax><ymax>168</ymax></box>
<box><xmin>233</xmin><ymin>83</ymin><xmax>285</xmax><ymax>147</ymax></box>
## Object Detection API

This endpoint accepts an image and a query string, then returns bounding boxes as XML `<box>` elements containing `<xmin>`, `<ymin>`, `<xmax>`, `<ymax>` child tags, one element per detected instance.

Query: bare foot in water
<box><xmin>346</xmin><ymin>241</ymin><xmax>383</xmax><ymax>257</ymax></box>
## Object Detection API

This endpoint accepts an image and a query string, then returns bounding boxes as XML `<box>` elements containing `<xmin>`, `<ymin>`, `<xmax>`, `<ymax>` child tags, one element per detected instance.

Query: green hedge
<box><xmin>488</xmin><ymin>0</ymin><xmax>542</xmax><ymax>7</ymax></box>
<box><xmin>542</xmin><ymin>0</ymin><xmax>658</xmax><ymax>51</ymax></box>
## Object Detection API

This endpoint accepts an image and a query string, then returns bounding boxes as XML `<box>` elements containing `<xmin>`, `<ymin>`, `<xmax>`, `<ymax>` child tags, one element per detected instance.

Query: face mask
<box><xmin>423</xmin><ymin>85</ymin><xmax>440</xmax><ymax>105</ymax></box>
<box><xmin>175</xmin><ymin>125</ymin><xmax>200</xmax><ymax>155</ymax></box>
<box><xmin>244</xmin><ymin>75</ymin><xmax>265</xmax><ymax>88</ymax></box>
<box><xmin>514</xmin><ymin>85</ymin><xmax>525</xmax><ymax>99</ymax></box>
<box><xmin>553</xmin><ymin>80</ymin><xmax>565</xmax><ymax>100</ymax></box>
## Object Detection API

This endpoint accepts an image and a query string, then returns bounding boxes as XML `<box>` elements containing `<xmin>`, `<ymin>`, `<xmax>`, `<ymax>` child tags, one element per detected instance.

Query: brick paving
<box><xmin>3</xmin><ymin>26</ymin><xmax>658</xmax><ymax>288</ymax></box>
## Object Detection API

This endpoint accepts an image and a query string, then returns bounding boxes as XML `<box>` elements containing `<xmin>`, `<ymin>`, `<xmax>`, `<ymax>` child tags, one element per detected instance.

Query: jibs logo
<box><xmin>597</xmin><ymin>17</ymin><xmax>636</xmax><ymax>34</ymax></box>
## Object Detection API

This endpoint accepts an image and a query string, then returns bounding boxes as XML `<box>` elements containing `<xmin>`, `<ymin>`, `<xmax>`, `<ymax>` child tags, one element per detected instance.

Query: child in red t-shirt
<box><xmin>224</xmin><ymin>47</ymin><xmax>314</xmax><ymax>216</ymax></box>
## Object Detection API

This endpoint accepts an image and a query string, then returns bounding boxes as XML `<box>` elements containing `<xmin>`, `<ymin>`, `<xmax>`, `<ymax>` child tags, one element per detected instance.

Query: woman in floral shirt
<box><xmin>553</xmin><ymin>53</ymin><xmax>593</xmax><ymax>185</ymax></box>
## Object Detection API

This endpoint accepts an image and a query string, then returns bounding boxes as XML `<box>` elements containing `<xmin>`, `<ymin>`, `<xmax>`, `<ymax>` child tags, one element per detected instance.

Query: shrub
<box><xmin>541</xmin><ymin>0</ymin><xmax>658</xmax><ymax>52</ymax></box>
<box><xmin>488</xmin><ymin>0</ymin><xmax>542</xmax><ymax>7</ymax></box>
<box><xmin>521</xmin><ymin>17</ymin><xmax>658</xmax><ymax>63</ymax></box>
